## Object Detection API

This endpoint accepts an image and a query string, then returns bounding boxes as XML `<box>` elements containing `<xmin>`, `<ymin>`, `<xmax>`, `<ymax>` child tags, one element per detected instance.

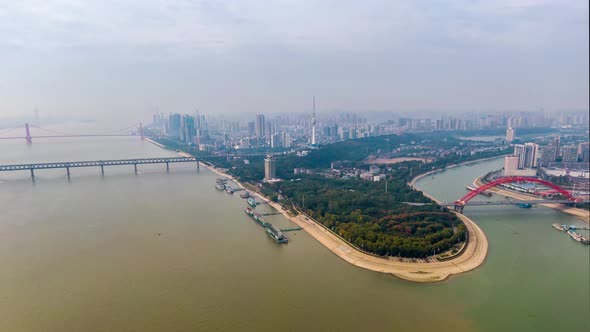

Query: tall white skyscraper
<box><xmin>311</xmin><ymin>96</ymin><xmax>316</xmax><ymax>145</ymax></box>
<box><xmin>264</xmin><ymin>155</ymin><xmax>276</xmax><ymax>181</ymax></box>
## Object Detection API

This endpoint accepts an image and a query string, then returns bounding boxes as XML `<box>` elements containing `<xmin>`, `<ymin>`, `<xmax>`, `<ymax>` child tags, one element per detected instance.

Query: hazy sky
<box><xmin>1</xmin><ymin>0</ymin><xmax>588</xmax><ymax>123</ymax></box>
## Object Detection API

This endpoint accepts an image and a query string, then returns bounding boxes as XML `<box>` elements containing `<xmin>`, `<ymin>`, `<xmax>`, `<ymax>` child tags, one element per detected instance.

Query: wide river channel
<box><xmin>0</xmin><ymin>135</ymin><xmax>588</xmax><ymax>332</ymax></box>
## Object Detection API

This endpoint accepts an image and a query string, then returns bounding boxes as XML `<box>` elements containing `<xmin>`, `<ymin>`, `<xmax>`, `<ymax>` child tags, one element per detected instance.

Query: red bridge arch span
<box><xmin>455</xmin><ymin>176</ymin><xmax>578</xmax><ymax>205</ymax></box>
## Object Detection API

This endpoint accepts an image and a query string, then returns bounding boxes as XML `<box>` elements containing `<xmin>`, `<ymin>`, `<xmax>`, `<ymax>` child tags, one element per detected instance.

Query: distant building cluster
<box><xmin>152</xmin><ymin>112</ymin><xmax>210</xmax><ymax>150</ymax></box>
<box><xmin>504</xmin><ymin>137</ymin><xmax>590</xmax><ymax>177</ymax></box>
<box><xmin>148</xmin><ymin>108</ymin><xmax>588</xmax><ymax>160</ymax></box>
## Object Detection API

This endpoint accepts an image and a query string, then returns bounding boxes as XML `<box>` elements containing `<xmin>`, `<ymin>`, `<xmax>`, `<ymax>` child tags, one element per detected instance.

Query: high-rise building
<box><xmin>540</xmin><ymin>145</ymin><xmax>557</xmax><ymax>164</ymax></box>
<box><xmin>505</xmin><ymin>126</ymin><xmax>515</xmax><ymax>142</ymax></box>
<box><xmin>270</xmin><ymin>133</ymin><xmax>281</xmax><ymax>148</ymax></box>
<box><xmin>561</xmin><ymin>145</ymin><xmax>578</xmax><ymax>162</ymax></box>
<box><xmin>524</xmin><ymin>142</ymin><xmax>539</xmax><ymax>168</ymax></box>
<box><xmin>553</xmin><ymin>136</ymin><xmax>561</xmax><ymax>160</ymax></box>
<box><xmin>282</xmin><ymin>132</ymin><xmax>291</xmax><ymax>148</ymax></box>
<box><xmin>578</xmin><ymin>142</ymin><xmax>589</xmax><ymax>162</ymax></box>
<box><xmin>503</xmin><ymin>156</ymin><xmax>520</xmax><ymax>176</ymax></box>
<box><xmin>167</xmin><ymin>113</ymin><xmax>181</xmax><ymax>138</ymax></box>
<box><xmin>265</xmin><ymin>121</ymin><xmax>272</xmax><ymax>143</ymax></box>
<box><xmin>179</xmin><ymin>114</ymin><xmax>195</xmax><ymax>143</ymax></box>
<box><xmin>514</xmin><ymin>143</ymin><xmax>538</xmax><ymax>169</ymax></box>
<box><xmin>255</xmin><ymin>114</ymin><xmax>265</xmax><ymax>138</ymax></box>
<box><xmin>264</xmin><ymin>155</ymin><xmax>276</xmax><ymax>181</ymax></box>
<box><xmin>247</xmin><ymin>121</ymin><xmax>255</xmax><ymax>136</ymax></box>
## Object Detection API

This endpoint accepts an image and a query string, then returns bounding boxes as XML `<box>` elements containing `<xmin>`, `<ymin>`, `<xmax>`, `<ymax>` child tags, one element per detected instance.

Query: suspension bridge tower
<box><xmin>25</xmin><ymin>123</ymin><xmax>32</xmax><ymax>144</ymax></box>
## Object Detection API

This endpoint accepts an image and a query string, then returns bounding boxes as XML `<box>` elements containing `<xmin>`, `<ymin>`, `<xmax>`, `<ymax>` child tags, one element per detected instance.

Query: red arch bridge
<box><xmin>447</xmin><ymin>177</ymin><xmax>584</xmax><ymax>212</ymax></box>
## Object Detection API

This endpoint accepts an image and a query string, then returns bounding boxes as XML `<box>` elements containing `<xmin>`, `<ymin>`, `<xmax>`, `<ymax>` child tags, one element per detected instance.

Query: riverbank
<box><xmin>473</xmin><ymin>174</ymin><xmax>590</xmax><ymax>223</ymax></box>
<box><xmin>192</xmin><ymin>154</ymin><xmax>488</xmax><ymax>283</ymax></box>
<box><xmin>145</xmin><ymin>137</ymin><xmax>166</xmax><ymax>148</ymax></box>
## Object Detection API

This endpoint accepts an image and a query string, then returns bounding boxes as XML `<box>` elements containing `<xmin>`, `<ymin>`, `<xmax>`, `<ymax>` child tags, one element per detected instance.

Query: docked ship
<box><xmin>226</xmin><ymin>187</ymin><xmax>234</xmax><ymax>194</ymax></box>
<box><xmin>568</xmin><ymin>230</ymin><xmax>583</xmax><ymax>242</ymax></box>
<box><xmin>265</xmin><ymin>223</ymin><xmax>288</xmax><ymax>244</ymax></box>
<box><xmin>247</xmin><ymin>197</ymin><xmax>257</xmax><ymax>207</ymax></box>
<box><xmin>516</xmin><ymin>203</ymin><xmax>533</xmax><ymax>208</ymax></box>
<box><xmin>215</xmin><ymin>183</ymin><xmax>225</xmax><ymax>190</ymax></box>
<box><xmin>240</xmin><ymin>191</ymin><xmax>250</xmax><ymax>199</ymax></box>
<box><xmin>552</xmin><ymin>223</ymin><xmax>567</xmax><ymax>231</ymax></box>
<box><xmin>244</xmin><ymin>207</ymin><xmax>268</xmax><ymax>227</ymax></box>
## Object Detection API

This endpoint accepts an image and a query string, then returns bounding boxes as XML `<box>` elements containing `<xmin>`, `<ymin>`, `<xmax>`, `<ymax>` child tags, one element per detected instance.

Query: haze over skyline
<box><xmin>1</xmin><ymin>0</ymin><xmax>588</xmax><ymax>123</ymax></box>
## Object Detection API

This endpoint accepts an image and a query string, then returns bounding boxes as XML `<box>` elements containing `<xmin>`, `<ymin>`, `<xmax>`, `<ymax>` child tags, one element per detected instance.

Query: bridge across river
<box><xmin>0</xmin><ymin>157</ymin><xmax>199</xmax><ymax>181</ymax></box>
<box><xmin>440</xmin><ymin>200</ymin><xmax>587</xmax><ymax>207</ymax></box>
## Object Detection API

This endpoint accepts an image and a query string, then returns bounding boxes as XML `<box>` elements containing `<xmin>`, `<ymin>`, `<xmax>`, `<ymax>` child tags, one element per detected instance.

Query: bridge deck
<box><xmin>440</xmin><ymin>200</ymin><xmax>587</xmax><ymax>206</ymax></box>
<box><xmin>0</xmin><ymin>157</ymin><xmax>198</xmax><ymax>171</ymax></box>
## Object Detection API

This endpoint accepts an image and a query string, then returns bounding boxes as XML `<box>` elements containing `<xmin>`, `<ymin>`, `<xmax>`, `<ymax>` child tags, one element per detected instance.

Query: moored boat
<box><xmin>265</xmin><ymin>223</ymin><xmax>288</xmax><ymax>244</ymax></box>
<box><xmin>240</xmin><ymin>191</ymin><xmax>250</xmax><ymax>199</ymax></box>
<box><xmin>517</xmin><ymin>203</ymin><xmax>533</xmax><ymax>208</ymax></box>
<box><xmin>552</xmin><ymin>223</ymin><xmax>566</xmax><ymax>231</ymax></box>
<box><xmin>215</xmin><ymin>183</ymin><xmax>225</xmax><ymax>190</ymax></box>
<box><xmin>244</xmin><ymin>207</ymin><xmax>268</xmax><ymax>227</ymax></box>
<box><xmin>247</xmin><ymin>197</ymin><xmax>257</xmax><ymax>207</ymax></box>
<box><xmin>226</xmin><ymin>187</ymin><xmax>234</xmax><ymax>194</ymax></box>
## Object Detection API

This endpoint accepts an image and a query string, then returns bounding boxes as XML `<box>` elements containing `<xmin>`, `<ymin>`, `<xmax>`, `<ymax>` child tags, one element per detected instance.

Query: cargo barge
<box><xmin>247</xmin><ymin>197</ymin><xmax>257</xmax><ymax>207</ymax></box>
<box><xmin>244</xmin><ymin>207</ymin><xmax>269</xmax><ymax>227</ymax></box>
<box><xmin>553</xmin><ymin>224</ymin><xmax>590</xmax><ymax>244</ymax></box>
<box><xmin>265</xmin><ymin>224</ymin><xmax>288</xmax><ymax>244</ymax></box>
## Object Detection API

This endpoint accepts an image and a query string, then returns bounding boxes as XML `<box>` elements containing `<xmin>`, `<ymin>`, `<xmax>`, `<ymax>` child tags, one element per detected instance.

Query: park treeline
<box><xmin>157</xmin><ymin>133</ymin><xmax>509</xmax><ymax>258</ymax></box>
<box><xmin>273</xmin><ymin>175</ymin><xmax>466</xmax><ymax>258</ymax></box>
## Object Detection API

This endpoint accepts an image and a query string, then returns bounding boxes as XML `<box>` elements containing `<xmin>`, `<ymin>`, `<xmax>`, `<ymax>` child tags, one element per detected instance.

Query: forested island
<box><xmin>154</xmin><ymin>133</ymin><xmax>509</xmax><ymax>258</ymax></box>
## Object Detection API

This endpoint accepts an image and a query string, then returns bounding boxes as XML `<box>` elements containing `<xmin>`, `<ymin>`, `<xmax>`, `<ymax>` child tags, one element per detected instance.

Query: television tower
<box><xmin>311</xmin><ymin>96</ymin><xmax>316</xmax><ymax>145</ymax></box>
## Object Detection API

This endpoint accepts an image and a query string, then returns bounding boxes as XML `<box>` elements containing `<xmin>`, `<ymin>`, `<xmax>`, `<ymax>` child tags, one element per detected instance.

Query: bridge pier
<box><xmin>30</xmin><ymin>168</ymin><xmax>35</xmax><ymax>182</ymax></box>
<box><xmin>66</xmin><ymin>167</ymin><xmax>70</xmax><ymax>179</ymax></box>
<box><xmin>166</xmin><ymin>162</ymin><xmax>169</xmax><ymax>172</ymax></box>
<box><xmin>101</xmin><ymin>165</ymin><xmax>104</xmax><ymax>176</ymax></box>
<box><xmin>197</xmin><ymin>160</ymin><xmax>200</xmax><ymax>172</ymax></box>
<box><xmin>134</xmin><ymin>163</ymin><xmax>138</xmax><ymax>174</ymax></box>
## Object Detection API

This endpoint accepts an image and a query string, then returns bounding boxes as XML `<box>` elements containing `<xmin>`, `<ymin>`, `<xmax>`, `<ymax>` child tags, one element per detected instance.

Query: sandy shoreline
<box><xmin>193</xmin><ymin>154</ymin><xmax>488</xmax><ymax>283</ymax></box>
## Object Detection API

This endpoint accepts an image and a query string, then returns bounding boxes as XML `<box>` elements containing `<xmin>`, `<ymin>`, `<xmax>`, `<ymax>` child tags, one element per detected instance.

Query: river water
<box><xmin>0</xmin><ymin>136</ymin><xmax>588</xmax><ymax>332</ymax></box>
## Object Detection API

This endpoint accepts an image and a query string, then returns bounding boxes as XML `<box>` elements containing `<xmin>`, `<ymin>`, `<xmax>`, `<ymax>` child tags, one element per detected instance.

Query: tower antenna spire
<box><xmin>311</xmin><ymin>96</ymin><xmax>316</xmax><ymax>145</ymax></box>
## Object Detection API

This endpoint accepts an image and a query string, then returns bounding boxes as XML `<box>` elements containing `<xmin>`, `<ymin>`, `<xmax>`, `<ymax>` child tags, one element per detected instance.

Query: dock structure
<box><xmin>0</xmin><ymin>157</ymin><xmax>199</xmax><ymax>182</ymax></box>
<box><xmin>280</xmin><ymin>227</ymin><xmax>303</xmax><ymax>232</ymax></box>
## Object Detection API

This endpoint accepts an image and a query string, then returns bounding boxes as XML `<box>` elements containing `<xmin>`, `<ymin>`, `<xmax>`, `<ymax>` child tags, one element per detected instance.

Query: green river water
<box><xmin>0</xmin><ymin>136</ymin><xmax>588</xmax><ymax>332</ymax></box>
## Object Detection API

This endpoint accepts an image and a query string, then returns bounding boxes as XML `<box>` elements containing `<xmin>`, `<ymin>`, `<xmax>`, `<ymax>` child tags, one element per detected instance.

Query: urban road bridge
<box><xmin>449</xmin><ymin>176</ymin><xmax>583</xmax><ymax>212</ymax></box>
<box><xmin>0</xmin><ymin>157</ymin><xmax>199</xmax><ymax>182</ymax></box>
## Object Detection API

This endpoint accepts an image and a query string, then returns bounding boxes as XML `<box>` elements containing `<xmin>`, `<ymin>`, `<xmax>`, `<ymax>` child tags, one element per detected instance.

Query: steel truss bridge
<box><xmin>0</xmin><ymin>157</ymin><xmax>199</xmax><ymax>182</ymax></box>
